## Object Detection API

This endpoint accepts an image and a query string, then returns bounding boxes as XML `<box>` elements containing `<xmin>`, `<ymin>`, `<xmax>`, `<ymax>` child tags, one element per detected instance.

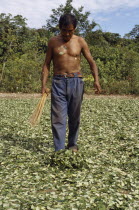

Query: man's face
<box><xmin>60</xmin><ymin>24</ymin><xmax>75</xmax><ymax>42</ymax></box>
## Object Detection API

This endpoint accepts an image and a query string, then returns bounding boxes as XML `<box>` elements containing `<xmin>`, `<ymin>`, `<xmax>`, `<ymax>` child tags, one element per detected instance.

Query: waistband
<box><xmin>53</xmin><ymin>72</ymin><xmax>83</xmax><ymax>78</ymax></box>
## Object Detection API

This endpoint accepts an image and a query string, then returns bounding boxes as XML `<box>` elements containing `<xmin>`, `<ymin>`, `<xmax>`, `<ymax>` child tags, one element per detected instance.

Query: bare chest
<box><xmin>53</xmin><ymin>41</ymin><xmax>81</xmax><ymax>57</ymax></box>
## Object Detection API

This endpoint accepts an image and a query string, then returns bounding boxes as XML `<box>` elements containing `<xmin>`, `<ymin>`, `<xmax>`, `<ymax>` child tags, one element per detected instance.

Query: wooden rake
<box><xmin>29</xmin><ymin>93</ymin><xmax>49</xmax><ymax>126</ymax></box>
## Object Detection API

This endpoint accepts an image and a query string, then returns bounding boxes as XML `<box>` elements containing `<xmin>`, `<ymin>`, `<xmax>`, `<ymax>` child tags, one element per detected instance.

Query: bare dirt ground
<box><xmin>0</xmin><ymin>93</ymin><xmax>139</xmax><ymax>99</ymax></box>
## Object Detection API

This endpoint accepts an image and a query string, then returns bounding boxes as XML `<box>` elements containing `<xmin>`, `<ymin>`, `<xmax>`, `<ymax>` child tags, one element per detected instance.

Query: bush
<box><xmin>0</xmin><ymin>54</ymin><xmax>42</xmax><ymax>93</ymax></box>
<box><xmin>81</xmin><ymin>45</ymin><xmax>139</xmax><ymax>95</ymax></box>
<box><xmin>100</xmin><ymin>79</ymin><xmax>131</xmax><ymax>95</ymax></box>
<box><xmin>1</xmin><ymin>41</ymin><xmax>139</xmax><ymax>95</ymax></box>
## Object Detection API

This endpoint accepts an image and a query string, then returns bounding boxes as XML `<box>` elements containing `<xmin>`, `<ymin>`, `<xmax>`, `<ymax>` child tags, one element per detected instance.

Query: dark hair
<box><xmin>59</xmin><ymin>13</ymin><xmax>77</xmax><ymax>29</ymax></box>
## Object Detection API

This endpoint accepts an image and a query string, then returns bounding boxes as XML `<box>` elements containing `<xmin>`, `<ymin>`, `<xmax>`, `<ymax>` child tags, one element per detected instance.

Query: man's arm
<box><xmin>42</xmin><ymin>39</ymin><xmax>53</xmax><ymax>94</ymax></box>
<box><xmin>80</xmin><ymin>37</ymin><xmax>101</xmax><ymax>93</ymax></box>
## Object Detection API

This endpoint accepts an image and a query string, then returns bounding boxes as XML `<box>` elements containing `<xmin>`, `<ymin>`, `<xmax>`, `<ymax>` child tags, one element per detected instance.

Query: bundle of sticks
<box><xmin>29</xmin><ymin>93</ymin><xmax>49</xmax><ymax>126</ymax></box>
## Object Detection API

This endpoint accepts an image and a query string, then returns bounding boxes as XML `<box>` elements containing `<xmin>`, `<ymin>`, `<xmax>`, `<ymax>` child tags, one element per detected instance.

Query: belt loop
<box><xmin>64</xmin><ymin>73</ymin><xmax>67</xmax><ymax>78</ymax></box>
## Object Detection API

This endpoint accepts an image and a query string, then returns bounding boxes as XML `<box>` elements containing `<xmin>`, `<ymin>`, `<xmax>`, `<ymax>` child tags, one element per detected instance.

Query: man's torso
<box><xmin>51</xmin><ymin>35</ymin><xmax>82</xmax><ymax>74</ymax></box>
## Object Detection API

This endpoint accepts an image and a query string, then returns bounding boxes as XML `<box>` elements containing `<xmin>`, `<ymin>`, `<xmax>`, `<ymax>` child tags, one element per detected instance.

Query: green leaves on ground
<box><xmin>0</xmin><ymin>97</ymin><xmax>139</xmax><ymax>209</ymax></box>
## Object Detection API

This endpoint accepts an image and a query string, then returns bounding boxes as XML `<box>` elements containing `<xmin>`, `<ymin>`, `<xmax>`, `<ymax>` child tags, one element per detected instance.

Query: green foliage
<box><xmin>0</xmin><ymin>13</ymin><xmax>27</xmax><ymax>59</ymax></box>
<box><xmin>0</xmin><ymin>55</ymin><xmax>42</xmax><ymax>92</ymax></box>
<box><xmin>125</xmin><ymin>24</ymin><xmax>139</xmax><ymax>39</ymax></box>
<box><xmin>0</xmin><ymin>97</ymin><xmax>139</xmax><ymax>209</ymax></box>
<box><xmin>45</xmin><ymin>0</ymin><xmax>98</xmax><ymax>36</ymax></box>
<box><xmin>0</xmin><ymin>9</ymin><xmax>139</xmax><ymax>94</ymax></box>
<box><xmin>47</xmin><ymin>149</ymin><xmax>88</xmax><ymax>169</ymax></box>
<box><xmin>0</xmin><ymin>13</ymin><xmax>49</xmax><ymax>92</ymax></box>
<box><xmin>81</xmin><ymin>45</ymin><xmax>139</xmax><ymax>95</ymax></box>
<box><xmin>86</xmin><ymin>30</ymin><xmax>121</xmax><ymax>46</ymax></box>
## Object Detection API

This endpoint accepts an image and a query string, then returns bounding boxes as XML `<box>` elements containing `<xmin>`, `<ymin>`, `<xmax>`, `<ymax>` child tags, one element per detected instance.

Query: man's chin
<box><xmin>63</xmin><ymin>37</ymin><xmax>71</xmax><ymax>42</ymax></box>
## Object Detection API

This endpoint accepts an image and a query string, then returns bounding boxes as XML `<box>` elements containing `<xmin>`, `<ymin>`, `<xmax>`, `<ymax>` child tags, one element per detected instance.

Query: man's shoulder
<box><xmin>74</xmin><ymin>35</ymin><xmax>85</xmax><ymax>43</ymax></box>
<box><xmin>79</xmin><ymin>36</ymin><xmax>86</xmax><ymax>42</ymax></box>
<box><xmin>49</xmin><ymin>36</ymin><xmax>58</xmax><ymax>43</ymax></box>
<box><xmin>73</xmin><ymin>35</ymin><xmax>83</xmax><ymax>40</ymax></box>
<box><xmin>73</xmin><ymin>36</ymin><xmax>86</xmax><ymax>47</ymax></box>
<box><xmin>48</xmin><ymin>36</ymin><xmax>60</xmax><ymax>47</ymax></box>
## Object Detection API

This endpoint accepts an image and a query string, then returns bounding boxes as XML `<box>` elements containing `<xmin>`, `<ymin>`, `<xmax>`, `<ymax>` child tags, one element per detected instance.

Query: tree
<box><xmin>124</xmin><ymin>25</ymin><xmax>139</xmax><ymax>53</ymax></box>
<box><xmin>45</xmin><ymin>0</ymin><xmax>99</xmax><ymax>37</ymax></box>
<box><xmin>0</xmin><ymin>13</ymin><xmax>28</xmax><ymax>83</ymax></box>
<box><xmin>85</xmin><ymin>30</ymin><xmax>121</xmax><ymax>47</ymax></box>
<box><xmin>0</xmin><ymin>13</ymin><xmax>27</xmax><ymax>56</ymax></box>
<box><xmin>85</xmin><ymin>30</ymin><xmax>106</xmax><ymax>46</ymax></box>
<box><xmin>102</xmin><ymin>32</ymin><xmax>121</xmax><ymax>46</ymax></box>
<box><xmin>124</xmin><ymin>25</ymin><xmax>139</xmax><ymax>40</ymax></box>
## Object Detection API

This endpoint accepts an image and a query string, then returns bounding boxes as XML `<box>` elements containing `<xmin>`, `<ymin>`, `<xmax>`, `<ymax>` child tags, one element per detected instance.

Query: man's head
<box><xmin>59</xmin><ymin>14</ymin><xmax>77</xmax><ymax>29</ymax></box>
<box><xmin>59</xmin><ymin>14</ymin><xmax>77</xmax><ymax>42</ymax></box>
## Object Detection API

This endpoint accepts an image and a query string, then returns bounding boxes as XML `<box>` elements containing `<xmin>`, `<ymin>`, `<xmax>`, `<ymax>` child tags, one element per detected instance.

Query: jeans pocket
<box><xmin>52</xmin><ymin>78</ymin><xmax>65</xmax><ymax>96</ymax></box>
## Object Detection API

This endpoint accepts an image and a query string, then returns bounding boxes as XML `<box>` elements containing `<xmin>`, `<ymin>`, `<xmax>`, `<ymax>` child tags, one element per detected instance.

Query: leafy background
<box><xmin>0</xmin><ymin>96</ymin><xmax>139</xmax><ymax>209</ymax></box>
<box><xmin>1</xmin><ymin>0</ymin><xmax>139</xmax><ymax>94</ymax></box>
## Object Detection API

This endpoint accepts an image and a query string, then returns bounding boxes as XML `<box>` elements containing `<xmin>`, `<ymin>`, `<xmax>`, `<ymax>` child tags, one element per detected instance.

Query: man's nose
<box><xmin>65</xmin><ymin>31</ymin><xmax>69</xmax><ymax>36</ymax></box>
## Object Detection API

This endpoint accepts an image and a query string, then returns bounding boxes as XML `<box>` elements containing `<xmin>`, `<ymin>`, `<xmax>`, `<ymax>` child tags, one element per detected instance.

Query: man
<box><xmin>42</xmin><ymin>14</ymin><xmax>101</xmax><ymax>152</ymax></box>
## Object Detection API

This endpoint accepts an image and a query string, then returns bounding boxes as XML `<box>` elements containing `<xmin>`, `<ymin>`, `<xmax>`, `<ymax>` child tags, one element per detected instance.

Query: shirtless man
<box><xmin>42</xmin><ymin>14</ymin><xmax>101</xmax><ymax>152</ymax></box>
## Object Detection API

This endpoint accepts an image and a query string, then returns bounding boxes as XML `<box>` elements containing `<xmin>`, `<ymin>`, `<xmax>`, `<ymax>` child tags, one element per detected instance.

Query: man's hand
<box><xmin>94</xmin><ymin>81</ymin><xmax>101</xmax><ymax>94</ymax></box>
<box><xmin>41</xmin><ymin>87</ymin><xmax>50</xmax><ymax>95</ymax></box>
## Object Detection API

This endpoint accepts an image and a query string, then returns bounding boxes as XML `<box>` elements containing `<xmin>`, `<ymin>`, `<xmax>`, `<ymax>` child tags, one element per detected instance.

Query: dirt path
<box><xmin>0</xmin><ymin>93</ymin><xmax>139</xmax><ymax>99</ymax></box>
<box><xmin>0</xmin><ymin>93</ymin><xmax>41</xmax><ymax>99</ymax></box>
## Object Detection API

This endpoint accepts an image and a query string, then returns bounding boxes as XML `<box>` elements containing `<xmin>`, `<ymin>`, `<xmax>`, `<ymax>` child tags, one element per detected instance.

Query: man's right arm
<box><xmin>41</xmin><ymin>39</ymin><xmax>53</xmax><ymax>94</ymax></box>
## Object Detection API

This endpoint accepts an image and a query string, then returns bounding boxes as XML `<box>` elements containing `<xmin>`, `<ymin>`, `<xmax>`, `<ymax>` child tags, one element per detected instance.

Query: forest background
<box><xmin>0</xmin><ymin>0</ymin><xmax>139</xmax><ymax>95</ymax></box>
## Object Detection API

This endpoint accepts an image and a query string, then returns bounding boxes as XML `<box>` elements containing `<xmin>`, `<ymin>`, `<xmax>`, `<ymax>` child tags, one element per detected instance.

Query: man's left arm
<box><xmin>80</xmin><ymin>38</ymin><xmax>101</xmax><ymax>93</ymax></box>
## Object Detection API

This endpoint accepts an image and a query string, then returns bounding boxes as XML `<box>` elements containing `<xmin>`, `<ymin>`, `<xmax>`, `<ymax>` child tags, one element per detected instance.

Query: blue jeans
<box><xmin>51</xmin><ymin>75</ymin><xmax>84</xmax><ymax>151</ymax></box>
